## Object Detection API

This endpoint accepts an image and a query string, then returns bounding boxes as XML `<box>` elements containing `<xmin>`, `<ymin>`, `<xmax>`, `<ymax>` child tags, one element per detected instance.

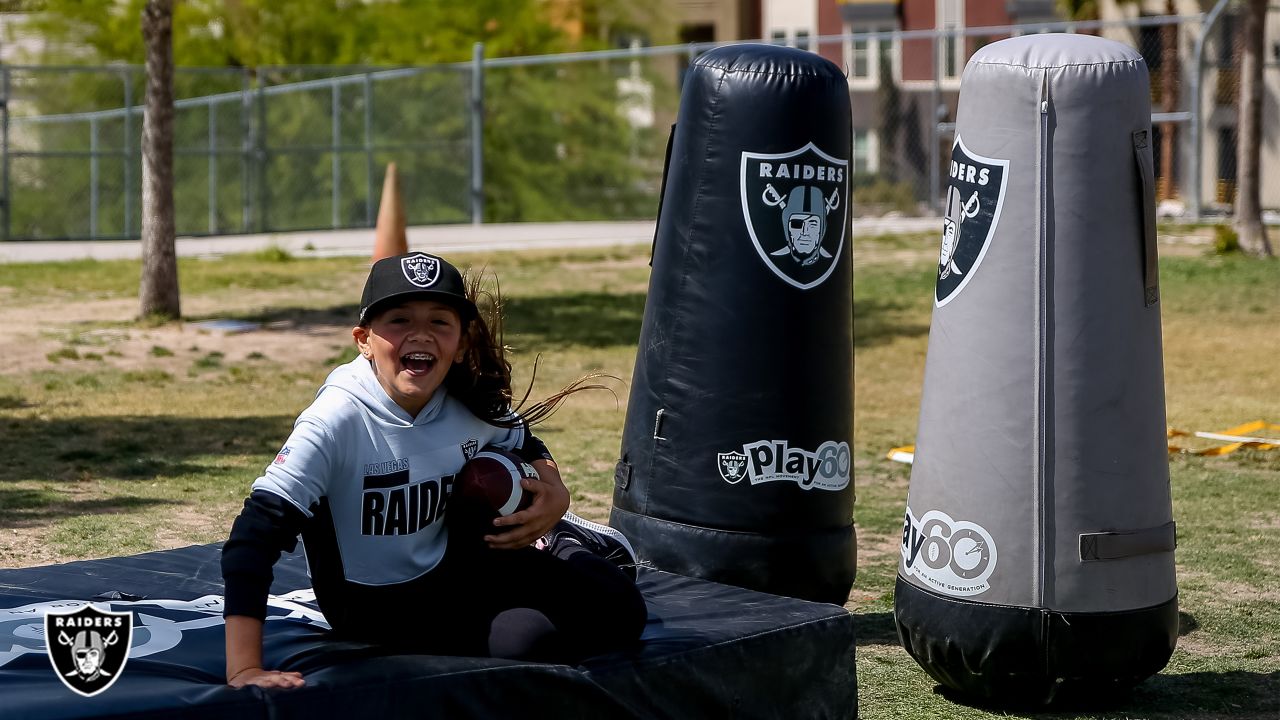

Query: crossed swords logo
<box><xmin>762</xmin><ymin>183</ymin><xmax>841</xmax><ymax>261</ymax></box>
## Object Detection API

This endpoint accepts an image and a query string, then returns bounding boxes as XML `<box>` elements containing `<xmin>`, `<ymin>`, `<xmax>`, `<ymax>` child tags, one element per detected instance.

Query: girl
<box><xmin>221</xmin><ymin>252</ymin><xmax>646</xmax><ymax>689</ymax></box>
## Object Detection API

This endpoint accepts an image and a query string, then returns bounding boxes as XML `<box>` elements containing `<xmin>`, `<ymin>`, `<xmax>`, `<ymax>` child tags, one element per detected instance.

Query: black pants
<box><xmin>323</xmin><ymin>535</ymin><xmax>647</xmax><ymax>662</ymax></box>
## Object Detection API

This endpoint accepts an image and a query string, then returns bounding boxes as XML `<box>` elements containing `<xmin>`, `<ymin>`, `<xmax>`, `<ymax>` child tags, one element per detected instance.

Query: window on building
<box><xmin>796</xmin><ymin>30</ymin><xmax>811</xmax><ymax>51</ymax></box>
<box><xmin>1216</xmin><ymin>126</ymin><xmax>1238</xmax><ymax>204</ymax></box>
<box><xmin>847</xmin><ymin>25</ymin><xmax>895</xmax><ymax>85</ymax></box>
<box><xmin>1218</xmin><ymin>11</ymin><xmax>1237</xmax><ymax>67</ymax></box>
<box><xmin>771</xmin><ymin>29</ymin><xmax>787</xmax><ymax>45</ymax></box>
<box><xmin>853</xmin><ymin>130</ymin><xmax>874</xmax><ymax>176</ymax></box>
<box><xmin>851</xmin><ymin>31</ymin><xmax>870</xmax><ymax>77</ymax></box>
<box><xmin>938</xmin><ymin>0</ymin><xmax>964</xmax><ymax>81</ymax></box>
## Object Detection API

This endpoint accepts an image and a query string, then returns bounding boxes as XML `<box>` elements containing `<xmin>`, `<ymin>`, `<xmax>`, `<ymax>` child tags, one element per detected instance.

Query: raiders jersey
<box><xmin>222</xmin><ymin>356</ymin><xmax>550</xmax><ymax>620</ymax></box>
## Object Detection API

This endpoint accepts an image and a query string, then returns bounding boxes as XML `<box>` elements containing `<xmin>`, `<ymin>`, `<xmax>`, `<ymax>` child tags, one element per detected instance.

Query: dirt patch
<box><xmin>0</xmin><ymin>527</ymin><xmax>70</xmax><ymax>566</ymax></box>
<box><xmin>0</xmin><ymin>290</ymin><xmax>354</xmax><ymax>377</ymax></box>
<box><xmin>153</xmin><ymin>506</ymin><xmax>234</xmax><ymax>549</ymax></box>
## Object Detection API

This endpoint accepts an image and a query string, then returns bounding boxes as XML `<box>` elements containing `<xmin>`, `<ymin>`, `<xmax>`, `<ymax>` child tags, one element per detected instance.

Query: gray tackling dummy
<box><xmin>895</xmin><ymin>34</ymin><xmax>1177</xmax><ymax>704</ymax></box>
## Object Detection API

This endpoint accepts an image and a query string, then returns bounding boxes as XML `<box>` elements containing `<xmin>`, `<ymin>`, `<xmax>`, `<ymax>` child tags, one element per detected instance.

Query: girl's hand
<box><xmin>485</xmin><ymin>459</ymin><xmax>570</xmax><ymax>549</ymax></box>
<box><xmin>228</xmin><ymin>667</ymin><xmax>306</xmax><ymax>689</ymax></box>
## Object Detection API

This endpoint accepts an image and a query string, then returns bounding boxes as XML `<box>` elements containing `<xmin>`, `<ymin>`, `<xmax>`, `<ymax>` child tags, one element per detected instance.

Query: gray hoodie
<box><xmin>253</xmin><ymin>356</ymin><xmax>529</xmax><ymax>587</ymax></box>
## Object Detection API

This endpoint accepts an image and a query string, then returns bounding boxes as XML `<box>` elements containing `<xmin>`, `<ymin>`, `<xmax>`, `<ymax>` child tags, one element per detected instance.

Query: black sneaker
<box><xmin>537</xmin><ymin>512</ymin><xmax>640</xmax><ymax>581</ymax></box>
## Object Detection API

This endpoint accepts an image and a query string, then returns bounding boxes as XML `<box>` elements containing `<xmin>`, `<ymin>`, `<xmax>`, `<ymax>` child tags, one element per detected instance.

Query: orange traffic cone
<box><xmin>373</xmin><ymin>162</ymin><xmax>407</xmax><ymax>261</ymax></box>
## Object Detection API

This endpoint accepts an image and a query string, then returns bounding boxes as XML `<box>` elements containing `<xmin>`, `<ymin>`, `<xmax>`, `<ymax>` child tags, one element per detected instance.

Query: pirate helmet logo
<box><xmin>717</xmin><ymin>451</ymin><xmax>749</xmax><ymax>484</ymax></box>
<box><xmin>780</xmin><ymin>186</ymin><xmax>831</xmax><ymax>267</ymax></box>
<box><xmin>401</xmin><ymin>252</ymin><xmax>441</xmax><ymax>289</ymax></box>
<box><xmin>740</xmin><ymin>142</ymin><xmax>848</xmax><ymax>290</ymax></box>
<box><xmin>935</xmin><ymin>135</ymin><xmax>1009</xmax><ymax>307</ymax></box>
<box><xmin>44</xmin><ymin>604</ymin><xmax>132</xmax><ymax>697</ymax></box>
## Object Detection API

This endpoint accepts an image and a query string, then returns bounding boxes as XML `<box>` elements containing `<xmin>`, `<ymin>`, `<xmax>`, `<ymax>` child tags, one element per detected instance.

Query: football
<box><xmin>455</xmin><ymin>447</ymin><xmax>538</xmax><ymax>518</ymax></box>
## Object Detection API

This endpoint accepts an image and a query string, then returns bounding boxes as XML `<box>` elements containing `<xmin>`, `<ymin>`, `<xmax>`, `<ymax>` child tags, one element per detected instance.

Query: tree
<box><xmin>1233</xmin><ymin>0</ymin><xmax>1274</xmax><ymax>257</ymax></box>
<box><xmin>139</xmin><ymin>0</ymin><xmax>180</xmax><ymax>319</ymax></box>
<box><xmin>875</xmin><ymin>41</ymin><xmax>900</xmax><ymax>184</ymax></box>
<box><xmin>1156</xmin><ymin>0</ymin><xmax>1178</xmax><ymax>201</ymax></box>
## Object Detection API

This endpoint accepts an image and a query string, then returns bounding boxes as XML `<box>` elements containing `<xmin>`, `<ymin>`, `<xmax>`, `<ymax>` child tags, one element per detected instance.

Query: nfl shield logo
<box><xmin>45</xmin><ymin>604</ymin><xmax>132</xmax><ymax>697</ymax></box>
<box><xmin>717</xmin><ymin>451</ymin><xmax>749</xmax><ymax>484</ymax></box>
<box><xmin>740</xmin><ymin>142</ymin><xmax>849</xmax><ymax>290</ymax></box>
<box><xmin>401</xmin><ymin>252</ymin><xmax>441</xmax><ymax>288</ymax></box>
<box><xmin>936</xmin><ymin>136</ymin><xmax>1009</xmax><ymax>307</ymax></box>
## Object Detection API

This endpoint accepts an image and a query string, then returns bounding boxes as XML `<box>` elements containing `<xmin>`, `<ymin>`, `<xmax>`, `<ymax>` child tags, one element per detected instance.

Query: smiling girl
<box><xmin>221</xmin><ymin>252</ymin><xmax>646</xmax><ymax>689</ymax></box>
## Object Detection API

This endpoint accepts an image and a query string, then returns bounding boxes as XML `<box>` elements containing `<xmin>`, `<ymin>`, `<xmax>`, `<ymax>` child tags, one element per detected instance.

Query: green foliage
<box><xmin>45</xmin><ymin>347</ymin><xmax>80</xmax><ymax>362</ymax></box>
<box><xmin>251</xmin><ymin>245</ymin><xmax>294</xmax><ymax>263</ymax></box>
<box><xmin>852</xmin><ymin>174</ymin><xmax>919</xmax><ymax>216</ymax></box>
<box><xmin>1213</xmin><ymin>224</ymin><xmax>1241</xmax><ymax>254</ymax></box>
<box><xmin>1055</xmin><ymin>0</ymin><xmax>1100</xmax><ymax>21</ymax></box>
<box><xmin>23</xmin><ymin>0</ymin><xmax>595</xmax><ymax>67</ymax></box>
<box><xmin>192</xmin><ymin>351</ymin><xmax>224</xmax><ymax>370</ymax></box>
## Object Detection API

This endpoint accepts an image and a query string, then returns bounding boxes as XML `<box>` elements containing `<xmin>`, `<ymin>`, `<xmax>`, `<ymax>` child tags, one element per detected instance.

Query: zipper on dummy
<box><xmin>1032</xmin><ymin>71</ymin><xmax>1050</xmax><ymax>610</ymax></box>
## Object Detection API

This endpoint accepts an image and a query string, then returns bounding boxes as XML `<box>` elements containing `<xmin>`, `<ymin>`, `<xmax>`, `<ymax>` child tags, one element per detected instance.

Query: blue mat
<box><xmin>0</xmin><ymin>544</ymin><xmax>857</xmax><ymax>719</ymax></box>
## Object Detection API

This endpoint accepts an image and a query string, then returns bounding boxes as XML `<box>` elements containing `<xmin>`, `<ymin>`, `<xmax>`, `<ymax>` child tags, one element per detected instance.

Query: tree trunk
<box><xmin>139</xmin><ymin>0</ymin><xmax>181</xmax><ymax>319</ymax></box>
<box><xmin>1234</xmin><ymin>0</ymin><xmax>1274</xmax><ymax>257</ymax></box>
<box><xmin>876</xmin><ymin>42</ymin><xmax>899</xmax><ymax>183</ymax></box>
<box><xmin>1158</xmin><ymin>0</ymin><xmax>1178</xmax><ymax>201</ymax></box>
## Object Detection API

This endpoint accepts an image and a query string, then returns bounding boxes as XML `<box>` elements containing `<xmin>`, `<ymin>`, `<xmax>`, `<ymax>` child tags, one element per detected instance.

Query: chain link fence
<box><xmin>0</xmin><ymin>11</ymin><xmax>1255</xmax><ymax>242</ymax></box>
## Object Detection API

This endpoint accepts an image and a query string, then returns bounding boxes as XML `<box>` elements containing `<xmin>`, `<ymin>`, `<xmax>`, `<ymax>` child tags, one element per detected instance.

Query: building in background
<box><xmin>834</xmin><ymin>1</ymin><xmax>1061</xmax><ymax>213</ymax></box>
<box><xmin>1097</xmin><ymin>0</ymin><xmax>1277</xmax><ymax>214</ymax></box>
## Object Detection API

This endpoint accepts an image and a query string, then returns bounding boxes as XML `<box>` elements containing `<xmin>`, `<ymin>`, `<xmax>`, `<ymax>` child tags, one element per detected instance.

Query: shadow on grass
<box><xmin>852</xmin><ymin>611</ymin><xmax>900</xmax><ymax>646</ymax></box>
<box><xmin>195</xmin><ymin>292</ymin><xmax>648</xmax><ymax>350</ymax></box>
<box><xmin>0</xmin><ymin>416</ymin><xmax>295</xmax><ymax>484</ymax></box>
<box><xmin>929</xmin><ymin>670</ymin><xmax>1280</xmax><ymax>719</ymax></box>
<box><xmin>189</xmin><ymin>303</ymin><xmax>360</xmax><ymax>329</ymax></box>
<box><xmin>501</xmin><ymin>292</ymin><xmax>646</xmax><ymax>349</ymax></box>
<box><xmin>853</xmin><ymin>297</ymin><xmax>929</xmax><ymax>349</ymax></box>
<box><xmin>0</xmin><ymin>489</ymin><xmax>179</xmax><ymax>530</ymax></box>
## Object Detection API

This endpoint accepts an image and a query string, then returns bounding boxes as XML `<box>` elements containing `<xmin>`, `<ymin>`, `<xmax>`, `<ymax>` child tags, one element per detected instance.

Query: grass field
<box><xmin>0</xmin><ymin>237</ymin><xmax>1277</xmax><ymax>718</ymax></box>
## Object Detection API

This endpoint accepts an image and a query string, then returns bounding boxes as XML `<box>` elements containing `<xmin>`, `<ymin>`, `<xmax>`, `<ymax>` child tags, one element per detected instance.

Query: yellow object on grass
<box><xmin>1167</xmin><ymin>420</ymin><xmax>1279</xmax><ymax>455</ymax></box>
<box><xmin>889</xmin><ymin>421</ymin><xmax>1279</xmax><ymax>464</ymax></box>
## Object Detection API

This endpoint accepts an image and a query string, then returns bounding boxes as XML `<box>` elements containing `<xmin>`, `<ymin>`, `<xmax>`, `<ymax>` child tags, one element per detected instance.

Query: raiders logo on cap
<box><xmin>359</xmin><ymin>252</ymin><xmax>476</xmax><ymax>324</ymax></box>
<box><xmin>401</xmin><ymin>252</ymin><xmax>441</xmax><ymax>288</ymax></box>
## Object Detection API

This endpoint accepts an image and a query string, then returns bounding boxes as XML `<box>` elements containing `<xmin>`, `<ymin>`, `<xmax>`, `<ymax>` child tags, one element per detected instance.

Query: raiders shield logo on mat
<box><xmin>740</xmin><ymin>142</ymin><xmax>848</xmax><ymax>290</ymax></box>
<box><xmin>936</xmin><ymin>136</ymin><xmax>1008</xmax><ymax>307</ymax></box>
<box><xmin>45</xmin><ymin>605</ymin><xmax>132</xmax><ymax>697</ymax></box>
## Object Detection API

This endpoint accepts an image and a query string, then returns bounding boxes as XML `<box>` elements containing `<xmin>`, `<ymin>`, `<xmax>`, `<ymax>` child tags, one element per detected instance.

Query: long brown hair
<box><xmin>443</xmin><ymin>269</ymin><xmax>612</xmax><ymax>429</ymax></box>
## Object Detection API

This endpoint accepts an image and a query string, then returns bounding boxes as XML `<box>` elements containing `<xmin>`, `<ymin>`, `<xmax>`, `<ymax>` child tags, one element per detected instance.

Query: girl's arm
<box><xmin>222</xmin><ymin>490</ymin><xmax>311</xmax><ymax>687</ymax></box>
<box><xmin>225</xmin><ymin>616</ymin><xmax>304</xmax><ymax>688</ymax></box>
<box><xmin>486</xmin><ymin>457</ymin><xmax>571</xmax><ymax>549</ymax></box>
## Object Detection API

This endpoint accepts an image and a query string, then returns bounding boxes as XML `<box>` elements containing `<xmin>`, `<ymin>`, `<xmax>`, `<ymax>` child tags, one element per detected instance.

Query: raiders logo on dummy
<box><xmin>936</xmin><ymin>136</ymin><xmax>1008</xmax><ymax>307</ymax></box>
<box><xmin>740</xmin><ymin>142</ymin><xmax>849</xmax><ymax>290</ymax></box>
<box><xmin>44</xmin><ymin>605</ymin><xmax>132</xmax><ymax>697</ymax></box>
<box><xmin>400</xmin><ymin>252</ymin><xmax>441</xmax><ymax>288</ymax></box>
<box><xmin>717</xmin><ymin>451</ymin><xmax>748</xmax><ymax>484</ymax></box>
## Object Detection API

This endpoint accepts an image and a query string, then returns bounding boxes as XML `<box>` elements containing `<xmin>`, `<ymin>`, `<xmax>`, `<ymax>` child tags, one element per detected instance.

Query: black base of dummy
<box><xmin>0</xmin><ymin>545</ymin><xmax>857</xmax><ymax>720</ymax></box>
<box><xmin>894</xmin><ymin>575</ymin><xmax>1177</xmax><ymax>705</ymax></box>
<box><xmin>610</xmin><ymin>507</ymin><xmax>855</xmax><ymax>605</ymax></box>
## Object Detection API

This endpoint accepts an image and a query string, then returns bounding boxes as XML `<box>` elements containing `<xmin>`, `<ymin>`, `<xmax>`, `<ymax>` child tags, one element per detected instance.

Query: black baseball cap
<box><xmin>358</xmin><ymin>252</ymin><xmax>477</xmax><ymax>324</ymax></box>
